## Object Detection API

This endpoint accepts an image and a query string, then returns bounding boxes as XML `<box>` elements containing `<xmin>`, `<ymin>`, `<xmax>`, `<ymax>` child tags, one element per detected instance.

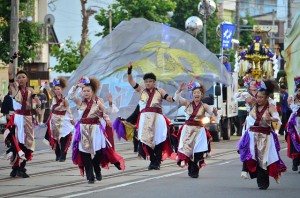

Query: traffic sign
<box><xmin>253</xmin><ymin>25</ymin><xmax>278</xmax><ymax>33</ymax></box>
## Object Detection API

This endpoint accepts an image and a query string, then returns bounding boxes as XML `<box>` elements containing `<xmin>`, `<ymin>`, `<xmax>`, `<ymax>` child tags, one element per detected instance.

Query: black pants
<box><xmin>55</xmin><ymin>135</ymin><xmax>69</xmax><ymax>160</ymax></box>
<box><xmin>257</xmin><ymin>166</ymin><xmax>269</xmax><ymax>189</ymax></box>
<box><xmin>237</xmin><ymin>115</ymin><xmax>247</xmax><ymax>136</ymax></box>
<box><xmin>293</xmin><ymin>157</ymin><xmax>300</xmax><ymax>167</ymax></box>
<box><xmin>188</xmin><ymin>152</ymin><xmax>204</xmax><ymax>177</ymax></box>
<box><xmin>6</xmin><ymin>131</ymin><xmax>31</xmax><ymax>170</ymax></box>
<box><xmin>241</xmin><ymin>162</ymin><xmax>257</xmax><ymax>179</ymax></box>
<box><xmin>288</xmin><ymin>134</ymin><xmax>300</xmax><ymax>168</ymax></box>
<box><xmin>146</xmin><ymin>143</ymin><xmax>163</xmax><ymax>165</ymax></box>
<box><xmin>279</xmin><ymin>111</ymin><xmax>291</xmax><ymax>135</ymax></box>
<box><xmin>133</xmin><ymin>129</ymin><xmax>138</xmax><ymax>152</ymax></box>
<box><xmin>81</xmin><ymin>151</ymin><xmax>101</xmax><ymax>181</ymax></box>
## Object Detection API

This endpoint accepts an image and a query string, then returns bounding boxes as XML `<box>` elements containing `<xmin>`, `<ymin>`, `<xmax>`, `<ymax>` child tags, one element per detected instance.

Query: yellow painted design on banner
<box><xmin>111</xmin><ymin>41</ymin><xmax>220</xmax><ymax>82</ymax></box>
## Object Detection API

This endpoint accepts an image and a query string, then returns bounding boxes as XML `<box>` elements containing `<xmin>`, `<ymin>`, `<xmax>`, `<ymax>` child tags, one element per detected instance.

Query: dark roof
<box><xmin>252</xmin><ymin>11</ymin><xmax>276</xmax><ymax>18</ymax></box>
<box><xmin>48</xmin><ymin>25</ymin><xmax>59</xmax><ymax>45</ymax></box>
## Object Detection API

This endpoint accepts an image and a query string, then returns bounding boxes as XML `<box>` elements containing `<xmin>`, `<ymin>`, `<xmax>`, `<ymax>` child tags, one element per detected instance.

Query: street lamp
<box><xmin>198</xmin><ymin>0</ymin><xmax>216</xmax><ymax>47</ymax></box>
<box><xmin>185</xmin><ymin>16</ymin><xmax>203</xmax><ymax>37</ymax></box>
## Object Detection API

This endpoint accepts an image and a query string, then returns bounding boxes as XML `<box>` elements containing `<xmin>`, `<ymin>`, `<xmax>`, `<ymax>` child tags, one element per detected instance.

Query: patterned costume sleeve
<box><xmin>68</xmin><ymin>86</ymin><xmax>77</xmax><ymax>100</ymax></box>
<box><xmin>174</xmin><ymin>92</ymin><xmax>188</xmax><ymax>106</ymax></box>
<box><xmin>271</xmin><ymin>112</ymin><xmax>282</xmax><ymax>124</ymax></box>
<box><xmin>105</xmin><ymin>104</ymin><xmax>119</xmax><ymax>115</ymax></box>
<box><xmin>204</xmin><ymin>104</ymin><xmax>220</xmax><ymax>122</ymax></box>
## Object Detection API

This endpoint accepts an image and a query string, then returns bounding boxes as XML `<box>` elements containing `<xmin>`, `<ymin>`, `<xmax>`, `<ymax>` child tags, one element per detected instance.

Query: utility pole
<box><xmin>270</xmin><ymin>9</ymin><xmax>275</xmax><ymax>49</ymax></box>
<box><xmin>235</xmin><ymin>0</ymin><xmax>240</xmax><ymax>40</ymax></box>
<box><xmin>9</xmin><ymin>0</ymin><xmax>19</xmax><ymax>78</ymax></box>
<box><xmin>80</xmin><ymin>0</ymin><xmax>91</xmax><ymax>59</ymax></box>
<box><xmin>287</xmin><ymin>0</ymin><xmax>292</xmax><ymax>28</ymax></box>
<box><xmin>203</xmin><ymin>0</ymin><xmax>207</xmax><ymax>47</ymax></box>
<box><xmin>219</xmin><ymin>0</ymin><xmax>224</xmax><ymax>21</ymax></box>
<box><xmin>108</xmin><ymin>9</ymin><xmax>112</xmax><ymax>33</ymax></box>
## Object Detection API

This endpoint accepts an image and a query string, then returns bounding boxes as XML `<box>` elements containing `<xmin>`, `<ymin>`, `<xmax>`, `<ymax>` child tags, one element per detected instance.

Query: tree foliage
<box><xmin>50</xmin><ymin>38</ymin><xmax>91</xmax><ymax>73</ymax></box>
<box><xmin>95</xmin><ymin>0</ymin><xmax>221</xmax><ymax>53</ymax></box>
<box><xmin>170</xmin><ymin>0</ymin><xmax>221</xmax><ymax>53</ymax></box>
<box><xmin>239</xmin><ymin>13</ymin><xmax>258</xmax><ymax>47</ymax></box>
<box><xmin>94</xmin><ymin>0</ymin><xmax>176</xmax><ymax>37</ymax></box>
<box><xmin>0</xmin><ymin>0</ymin><xmax>44</xmax><ymax>66</ymax></box>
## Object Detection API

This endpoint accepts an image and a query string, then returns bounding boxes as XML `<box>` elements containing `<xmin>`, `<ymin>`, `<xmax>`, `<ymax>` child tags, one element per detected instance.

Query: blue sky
<box><xmin>48</xmin><ymin>0</ymin><xmax>114</xmax><ymax>77</ymax></box>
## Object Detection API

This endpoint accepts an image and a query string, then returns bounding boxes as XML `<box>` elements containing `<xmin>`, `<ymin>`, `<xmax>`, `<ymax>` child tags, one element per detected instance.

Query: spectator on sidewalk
<box><xmin>220</xmin><ymin>56</ymin><xmax>232</xmax><ymax>72</ymax></box>
<box><xmin>1</xmin><ymin>86</ymin><xmax>14</xmax><ymax>123</ymax></box>
<box><xmin>279</xmin><ymin>84</ymin><xmax>291</xmax><ymax>135</ymax></box>
<box><xmin>37</xmin><ymin>87</ymin><xmax>47</xmax><ymax>125</ymax></box>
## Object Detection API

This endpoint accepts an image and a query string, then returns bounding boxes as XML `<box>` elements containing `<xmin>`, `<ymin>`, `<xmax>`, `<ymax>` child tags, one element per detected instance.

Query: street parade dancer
<box><xmin>68</xmin><ymin>77</ymin><xmax>125</xmax><ymax>184</ymax></box>
<box><xmin>238</xmin><ymin>80</ymin><xmax>286</xmax><ymax>190</ymax></box>
<box><xmin>235</xmin><ymin>77</ymin><xmax>278</xmax><ymax>179</ymax></box>
<box><xmin>174</xmin><ymin>81</ymin><xmax>216</xmax><ymax>178</ymax></box>
<box><xmin>70</xmin><ymin>81</ymin><xmax>118</xmax><ymax>150</ymax></box>
<box><xmin>4</xmin><ymin>52</ymin><xmax>41</xmax><ymax>178</ymax></box>
<box><xmin>113</xmin><ymin>104</ymin><xmax>179</xmax><ymax>154</ymax></box>
<box><xmin>43</xmin><ymin>77</ymin><xmax>75</xmax><ymax>162</ymax></box>
<box><xmin>127</xmin><ymin>62</ymin><xmax>175</xmax><ymax>170</ymax></box>
<box><xmin>286</xmin><ymin>76</ymin><xmax>300</xmax><ymax>173</ymax></box>
<box><xmin>234</xmin><ymin>77</ymin><xmax>259</xmax><ymax>134</ymax></box>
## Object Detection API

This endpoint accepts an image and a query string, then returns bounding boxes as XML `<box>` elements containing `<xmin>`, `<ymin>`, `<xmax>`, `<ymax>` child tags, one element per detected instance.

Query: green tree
<box><xmin>94</xmin><ymin>0</ymin><xmax>176</xmax><ymax>37</ymax></box>
<box><xmin>0</xmin><ymin>0</ymin><xmax>44</xmax><ymax>66</ymax></box>
<box><xmin>50</xmin><ymin>38</ymin><xmax>91</xmax><ymax>73</ymax></box>
<box><xmin>239</xmin><ymin>13</ymin><xmax>258</xmax><ymax>47</ymax></box>
<box><xmin>170</xmin><ymin>0</ymin><xmax>221</xmax><ymax>53</ymax></box>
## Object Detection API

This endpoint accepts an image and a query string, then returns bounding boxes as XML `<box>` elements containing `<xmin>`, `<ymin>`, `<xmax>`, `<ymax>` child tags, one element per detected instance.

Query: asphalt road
<box><xmin>61</xmin><ymin>147</ymin><xmax>300</xmax><ymax>198</ymax></box>
<box><xmin>0</xmin><ymin>127</ymin><xmax>299</xmax><ymax>198</ymax></box>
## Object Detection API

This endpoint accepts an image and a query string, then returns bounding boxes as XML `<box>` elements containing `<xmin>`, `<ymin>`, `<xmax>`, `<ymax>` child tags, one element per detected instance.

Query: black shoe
<box><xmin>17</xmin><ymin>170</ymin><xmax>29</xmax><ymax>178</ymax></box>
<box><xmin>114</xmin><ymin>162</ymin><xmax>122</xmax><ymax>170</ymax></box>
<box><xmin>88</xmin><ymin>180</ymin><xmax>95</xmax><ymax>184</ymax></box>
<box><xmin>55</xmin><ymin>156</ymin><xmax>60</xmax><ymax>161</ymax></box>
<box><xmin>59</xmin><ymin>155</ymin><xmax>66</xmax><ymax>162</ymax></box>
<box><xmin>148</xmin><ymin>164</ymin><xmax>153</xmax><ymax>170</ymax></box>
<box><xmin>149</xmin><ymin>161</ymin><xmax>160</xmax><ymax>170</ymax></box>
<box><xmin>153</xmin><ymin>164</ymin><xmax>160</xmax><ymax>170</ymax></box>
<box><xmin>148</xmin><ymin>162</ymin><xmax>155</xmax><ymax>170</ymax></box>
<box><xmin>59</xmin><ymin>153</ymin><xmax>67</xmax><ymax>162</ymax></box>
<box><xmin>190</xmin><ymin>174</ymin><xmax>199</xmax><ymax>178</ymax></box>
<box><xmin>96</xmin><ymin>172</ymin><xmax>102</xmax><ymax>181</ymax></box>
<box><xmin>259</xmin><ymin>186</ymin><xmax>268</xmax><ymax>190</ymax></box>
<box><xmin>10</xmin><ymin>168</ymin><xmax>18</xmax><ymax>177</ymax></box>
<box><xmin>292</xmin><ymin>165</ymin><xmax>298</xmax><ymax>171</ymax></box>
<box><xmin>187</xmin><ymin>162</ymin><xmax>192</xmax><ymax>177</ymax></box>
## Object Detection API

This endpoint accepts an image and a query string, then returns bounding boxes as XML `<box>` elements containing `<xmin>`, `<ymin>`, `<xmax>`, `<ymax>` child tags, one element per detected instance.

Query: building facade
<box><xmin>0</xmin><ymin>0</ymin><xmax>58</xmax><ymax>95</ymax></box>
<box><xmin>23</xmin><ymin>0</ymin><xmax>59</xmax><ymax>92</ymax></box>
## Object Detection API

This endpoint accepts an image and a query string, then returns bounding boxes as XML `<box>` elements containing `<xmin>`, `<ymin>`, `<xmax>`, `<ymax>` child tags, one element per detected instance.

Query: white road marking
<box><xmin>115</xmin><ymin>142</ymin><xmax>130</xmax><ymax>145</ymax></box>
<box><xmin>218</xmin><ymin>160</ymin><xmax>233</xmax><ymax>165</ymax></box>
<box><xmin>62</xmin><ymin>170</ymin><xmax>186</xmax><ymax>198</ymax></box>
